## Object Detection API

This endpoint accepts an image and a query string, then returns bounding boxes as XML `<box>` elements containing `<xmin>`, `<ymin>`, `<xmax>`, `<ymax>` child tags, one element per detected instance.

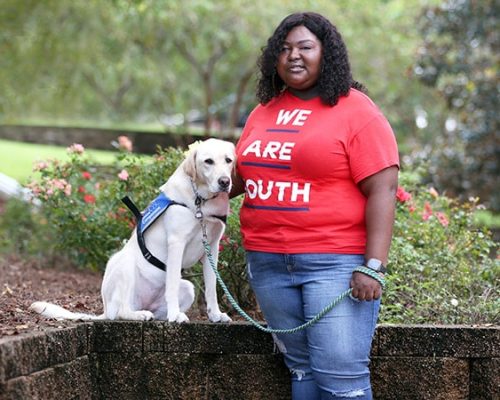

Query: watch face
<box><xmin>366</xmin><ymin>258</ymin><xmax>385</xmax><ymax>272</ymax></box>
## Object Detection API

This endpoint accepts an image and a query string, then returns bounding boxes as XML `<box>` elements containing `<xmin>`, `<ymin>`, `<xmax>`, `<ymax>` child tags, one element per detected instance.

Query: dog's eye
<box><xmin>204</xmin><ymin>159</ymin><xmax>214</xmax><ymax>165</ymax></box>
<box><xmin>225</xmin><ymin>158</ymin><xmax>233</xmax><ymax>164</ymax></box>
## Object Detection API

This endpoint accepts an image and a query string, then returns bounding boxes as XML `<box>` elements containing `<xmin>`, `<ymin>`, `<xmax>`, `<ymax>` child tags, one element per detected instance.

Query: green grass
<box><xmin>475</xmin><ymin>209</ymin><xmax>500</xmax><ymax>229</ymax></box>
<box><xmin>1</xmin><ymin>118</ymin><xmax>209</xmax><ymax>135</ymax></box>
<box><xmin>2</xmin><ymin>118</ymin><xmax>167</xmax><ymax>133</ymax></box>
<box><xmin>0</xmin><ymin>139</ymin><xmax>116</xmax><ymax>183</ymax></box>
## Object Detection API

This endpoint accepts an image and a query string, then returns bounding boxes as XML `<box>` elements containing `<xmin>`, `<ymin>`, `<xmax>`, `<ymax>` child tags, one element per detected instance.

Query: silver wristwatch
<box><xmin>364</xmin><ymin>258</ymin><xmax>387</xmax><ymax>274</ymax></box>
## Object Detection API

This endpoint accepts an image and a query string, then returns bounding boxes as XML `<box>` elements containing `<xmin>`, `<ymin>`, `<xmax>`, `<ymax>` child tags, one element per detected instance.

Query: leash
<box><xmin>196</xmin><ymin>213</ymin><xmax>386</xmax><ymax>335</ymax></box>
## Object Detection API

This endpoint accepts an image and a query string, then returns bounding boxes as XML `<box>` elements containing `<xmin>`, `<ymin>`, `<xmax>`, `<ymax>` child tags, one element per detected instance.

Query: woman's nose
<box><xmin>288</xmin><ymin>47</ymin><xmax>300</xmax><ymax>60</ymax></box>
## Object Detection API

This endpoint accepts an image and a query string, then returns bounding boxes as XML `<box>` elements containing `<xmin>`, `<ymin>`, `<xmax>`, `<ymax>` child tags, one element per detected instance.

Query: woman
<box><xmin>231</xmin><ymin>12</ymin><xmax>399</xmax><ymax>399</ymax></box>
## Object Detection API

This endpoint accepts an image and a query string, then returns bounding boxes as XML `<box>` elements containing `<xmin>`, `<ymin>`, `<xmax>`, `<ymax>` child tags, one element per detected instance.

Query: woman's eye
<box><xmin>205</xmin><ymin>159</ymin><xmax>214</xmax><ymax>165</ymax></box>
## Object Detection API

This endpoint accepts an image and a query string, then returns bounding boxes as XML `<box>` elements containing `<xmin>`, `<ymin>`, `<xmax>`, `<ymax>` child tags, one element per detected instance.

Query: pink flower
<box><xmin>51</xmin><ymin>178</ymin><xmax>69</xmax><ymax>191</ymax></box>
<box><xmin>396</xmin><ymin>187</ymin><xmax>412</xmax><ymax>203</ymax></box>
<box><xmin>82</xmin><ymin>171</ymin><xmax>92</xmax><ymax>180</ymax></box>
<box><xmin>435</xmin><ymin>212</ymin><xmax>449</xmax><ymax>227</ymax></box>
<box><xmin>118</xmin><ymin>169</ymin><xmax>129</xmax><ymax>181</ymax></box>
<box><xmin>429</xmin><ymin>187</ymin><xmax>439</xmax><ymax>198</ymax></box>
<box><xmin>84</xmin><ymin>194</ymin><xmax>96</xmax><ymax>204</ymax></box>
<box><xmin>78</xmin><ymin>186</ymin><xmax>86</xmax><ymax>193</ymax></box>
<box><xmin>67</xmin><ymin>144</ymin><xmax>85</xmax><ymax>154</ymax></box>
<box><xmin>118</xmin><ymin>136</ymin><xmax>133</xmax><ymax>152</ymax></box>
<box><xmin>422</xmin><ymin>201</ymin><xmax>433</xmax><ymax>221</ymax></box>
<box><xmin>64</xmin><ymin>184</ymin><xmax>72</xmax><ymax>196</ymax></box>
<box><xmin>27</xmin><ymin>181</ymin><xmax>42</xmax><ymax>195</ymax></box>
<box><xmin>33</xmin><ymin>161</ymin><xmax>49</xmax><ymax>172</ymax></box>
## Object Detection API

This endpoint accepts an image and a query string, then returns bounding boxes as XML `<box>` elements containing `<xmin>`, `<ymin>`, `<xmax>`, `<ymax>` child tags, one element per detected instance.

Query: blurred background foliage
<box><xmin>0</xmin><ymin>0</ymin><xmax>498</xmax><ymax>211</ymax></box>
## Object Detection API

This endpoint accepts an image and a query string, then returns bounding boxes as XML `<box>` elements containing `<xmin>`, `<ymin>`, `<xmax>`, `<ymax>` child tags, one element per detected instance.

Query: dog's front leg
<box><xmin>202</xmin><ymin>245</ymin><xmax>232</xmax><ymax>323</ymax></box>
<box><xmin>165</xmin><ymin>243</ymin><xmax>189</xmax><ymax>323</ymax></box>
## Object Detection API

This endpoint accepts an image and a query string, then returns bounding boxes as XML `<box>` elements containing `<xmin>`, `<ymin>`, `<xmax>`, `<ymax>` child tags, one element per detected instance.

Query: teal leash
<box><xmin>202</xmin><ymin>237</ymin><xmax>386</xmax><ymax>335</ymax></box>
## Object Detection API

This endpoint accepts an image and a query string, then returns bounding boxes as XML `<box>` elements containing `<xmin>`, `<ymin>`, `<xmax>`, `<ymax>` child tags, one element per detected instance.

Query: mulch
<box><xmin>0</xmin><ymin>255</ymin><xmax>103</xmax><ymax>337</ymax></box>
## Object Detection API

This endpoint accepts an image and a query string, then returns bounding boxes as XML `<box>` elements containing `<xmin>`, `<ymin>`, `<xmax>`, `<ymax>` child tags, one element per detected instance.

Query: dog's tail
<box><xmin>29</xmin><ymin>301</ymin><xmax>104</xmax><ymax>321</ymax></box>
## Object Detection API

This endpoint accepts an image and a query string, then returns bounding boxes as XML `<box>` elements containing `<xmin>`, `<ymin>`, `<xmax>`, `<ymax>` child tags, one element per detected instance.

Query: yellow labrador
<box><xmin>31</xmin><ymin>138</ymin><xmax>235</xmax><ymax>323</ymax></box>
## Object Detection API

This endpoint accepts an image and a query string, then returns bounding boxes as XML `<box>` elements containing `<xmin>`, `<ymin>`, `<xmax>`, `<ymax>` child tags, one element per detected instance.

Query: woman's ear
<box><xmin>182</xmin><ymin>149</ymin><xmax>197</xmax><ymax>179</ymax></box>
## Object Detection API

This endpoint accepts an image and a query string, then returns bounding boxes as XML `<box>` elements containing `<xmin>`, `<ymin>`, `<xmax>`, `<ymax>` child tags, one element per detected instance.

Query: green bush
<box><xmin>24</xmin><ymin>141</ymin><xmax>185</xmax><ymax>269</ymax></box>
<box><xmin>0</xmin><ymin>140</ymin><xmax>497</xmax><ymax>324</ymax></box>
<box><xmin>384</xmin><ymin>172</ymin><xmax>499</xmax><ymax>324</ymax></box>
<box><xmin>0</xmin><ymin>198</ymin><xmax>56</xmax><ymax>260</ymax></box>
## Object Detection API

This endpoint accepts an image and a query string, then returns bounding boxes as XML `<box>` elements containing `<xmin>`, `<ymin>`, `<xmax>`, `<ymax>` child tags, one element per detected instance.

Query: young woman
<box><xmin>231</xmin><ymin>12</ymin><xmax>399</xmax><ymax>399</ymax></box>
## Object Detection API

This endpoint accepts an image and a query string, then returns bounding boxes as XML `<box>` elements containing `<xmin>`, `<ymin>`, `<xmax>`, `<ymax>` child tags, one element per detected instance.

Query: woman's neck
<box><xmin>288</xmin><ymin>85</ymin><xmax>320</xmax><ymax>100</ymax></box>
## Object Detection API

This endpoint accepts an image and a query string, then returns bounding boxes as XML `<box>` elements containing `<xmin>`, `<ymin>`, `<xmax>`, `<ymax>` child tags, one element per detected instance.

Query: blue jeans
<box><xmin>246</xmin><ymin>251</ymin><xmax>380</xmax><ymax>400</ymax></box>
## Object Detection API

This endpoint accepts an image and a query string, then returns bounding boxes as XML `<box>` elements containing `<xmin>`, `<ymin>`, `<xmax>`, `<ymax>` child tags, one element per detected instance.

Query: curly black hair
<box><xmin>256</xmin><ymin>12</ymin><xmax>365</xmax><ymax>106</ymax></box>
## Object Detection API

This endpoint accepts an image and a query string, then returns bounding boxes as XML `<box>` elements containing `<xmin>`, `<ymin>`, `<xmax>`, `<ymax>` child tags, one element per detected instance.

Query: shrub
<box><xmin>1</xmin><ymin>140</ymin><xmax>497</xmax><ymax>324</ymax></box>
<box><xmin>23</xmin><ymin>141</ymin><xmax>185</xmax><ymax>269</ymax></box>
<box><xmin>384</xmin><ymin>172</ymin><xmax>499</xmax><ymax>324</ymax></box>
<box><xmin>0</xmin><ymin>197</ymin><xmax>56</xmax><ymax>260</ymax></box>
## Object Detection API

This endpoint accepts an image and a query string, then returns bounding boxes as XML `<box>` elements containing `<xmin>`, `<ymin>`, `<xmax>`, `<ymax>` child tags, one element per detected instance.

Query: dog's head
<box><xmin>183</xmin><ymin>139</ymin><xmax>236</xmax><ymax>194</ymax></box>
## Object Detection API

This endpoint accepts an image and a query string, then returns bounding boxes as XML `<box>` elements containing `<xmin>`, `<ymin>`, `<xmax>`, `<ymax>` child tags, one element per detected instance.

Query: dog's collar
<box><xmin>190</xmin><ymin>179</ymin><xmax>227</xmax><ymax>223</ymax></box>
<box><xmin>190</xmin><ymin>179</ymin><xmax>219</xmax><ymax>204</ymax></box>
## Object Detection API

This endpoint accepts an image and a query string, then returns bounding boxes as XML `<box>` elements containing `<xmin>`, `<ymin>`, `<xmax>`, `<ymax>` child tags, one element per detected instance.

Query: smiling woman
<box><xmin>0</xmin><ymin>139</ymin><xmax>116</xmax><ymax>183</ymax></box>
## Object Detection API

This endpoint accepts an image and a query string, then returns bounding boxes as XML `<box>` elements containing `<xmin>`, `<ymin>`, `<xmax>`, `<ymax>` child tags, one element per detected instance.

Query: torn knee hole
<box><xmin>331</xmin><ymin>389</ymin><xmax>366</xmax><ymax>398</ymax></box>
<box><xmin>290</xmin><ymin>368</ymin><xmax>306</xmax><ymax>381</ymax></box>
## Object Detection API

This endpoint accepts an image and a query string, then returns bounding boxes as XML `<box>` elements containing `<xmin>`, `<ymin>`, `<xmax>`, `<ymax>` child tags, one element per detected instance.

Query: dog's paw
<box><xmin>168</xmin><ymin>312</ymin><xmax>189</xmax><ymax>323</ymax></box>
<box><xmin>135</xmin><ymin>310</ymin><xmax>155</xmax><ymax>321</ymax></box>
<box><xmin>208</xmin><ymin>312</ymin><xmax>232</xmax><ymax>323</ymax></box>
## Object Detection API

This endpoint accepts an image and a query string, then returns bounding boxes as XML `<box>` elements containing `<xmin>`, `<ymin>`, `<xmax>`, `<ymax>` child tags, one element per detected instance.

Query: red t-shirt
<box><xmin>236</xmin><ymin>89</ymin><xmax>399</xmax><ymax>254</ymax></box>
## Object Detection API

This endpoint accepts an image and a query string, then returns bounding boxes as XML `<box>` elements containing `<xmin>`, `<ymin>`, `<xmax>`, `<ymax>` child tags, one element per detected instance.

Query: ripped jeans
<box><xmin>246</xmin><ymin>251</ymin><xmax>380</xmax><ymax>400</ymax></box>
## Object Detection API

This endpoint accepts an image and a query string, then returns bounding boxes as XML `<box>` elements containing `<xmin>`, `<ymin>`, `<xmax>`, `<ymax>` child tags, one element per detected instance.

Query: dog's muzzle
<box><xmin>218</xmin><ymin>176</ymin><xmax>231</xmax><ymax>192</ymax></box>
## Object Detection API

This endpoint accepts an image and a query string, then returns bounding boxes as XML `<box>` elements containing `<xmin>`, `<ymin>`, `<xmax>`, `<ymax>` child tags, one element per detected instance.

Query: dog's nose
<box><xmin>218</xmin><ymin>177</ymin><xmax>231</xmax><ymax>190</ymax></box>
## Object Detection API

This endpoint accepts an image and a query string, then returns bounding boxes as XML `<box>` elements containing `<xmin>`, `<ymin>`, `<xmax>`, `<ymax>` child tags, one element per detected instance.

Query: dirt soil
<box><xmin>0</xmin><ymin>255</ymin><xmax>104</xmax><ymax>337</ymax></box>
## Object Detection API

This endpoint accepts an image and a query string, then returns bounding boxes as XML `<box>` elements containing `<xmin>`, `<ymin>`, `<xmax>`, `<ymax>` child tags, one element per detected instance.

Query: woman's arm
<box><xmin>350</xmin><ymin>166</ymin><xmax>398</xmax><ymax>301</ymax></box>
<box><xmin>230</xmin><ymin>170</ymin><xmax>245</xmax><ymax>198</ymax></box>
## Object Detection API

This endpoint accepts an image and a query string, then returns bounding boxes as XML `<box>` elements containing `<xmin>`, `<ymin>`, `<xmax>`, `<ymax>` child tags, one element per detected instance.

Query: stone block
<box><xmin>143</xmin><ymin>321</ymin><xmax>165</xmax><ymax>352</ymax></box>
<box><xmin>469</xmin><ymin>357</ymin><xmax>499</xmax><ymax>399</ymax></box>
<box><xmin>161</xmin><ymin>321</ymin><xmax>275</xmax><ymax>354</ymax></box>
<box><xmin>92</xmin><ymin>321</ymin><xmax>143</xmax><ymax>353</ymax></box>
<box><xmin>140</xmin><ymin>353</ymin><xmax>212</xmax><ymax>398</ymax></box>
<box><xmin>376</xmin><ymin>324</ymin><xmax>500</xmax><ymax>358</ymax></box>
<box><xmin>44</xmin><ymin>325</ymin><xmax>90</xmax><ymax>366</ymax></box>
<box><xmin>371</xmin><ymin>356</ymin><xmax>469</xmax><ymax>399</ymax></box>
<box><xmin>0</xmin><ymin>376</ymin><xmax>32</xmax><ymax>400</ymax></box>
<box><xmin>0</xmin><ymin>332</ymin><xmax>48</xmax><ymax>381</ymax></box>
<box><xmin>94</xmin><ymin>352</ymin><xmax>144</xmax><ymax>396</ymax></box>
<box><xmin>206</xmin><ymin>354</ymin><xmax>290</xmax><ymax>400</ymax></box>
<box><xmin>26</xmin><ymin>357</ymin><xmax>96</xmax><ymax>400</ymax></box>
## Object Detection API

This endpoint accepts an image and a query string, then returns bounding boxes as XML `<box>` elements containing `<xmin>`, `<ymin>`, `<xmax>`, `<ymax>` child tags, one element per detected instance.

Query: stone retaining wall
<box><xmin>0</xmin><ymin>125</ymin><xmax>203</xmax><ymax>154</ymax></box>
<box><xmin>0</xmin><ymin>323</ymin><xmax>498</xmax><ymax>399</ymax></box>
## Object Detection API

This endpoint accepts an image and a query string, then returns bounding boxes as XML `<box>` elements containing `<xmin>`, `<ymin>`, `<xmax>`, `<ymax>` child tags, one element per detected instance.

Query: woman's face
<box><xmin>276</xmin><ymin>25</ymin><xmax>323</xmax><ymax>94</ymax></box>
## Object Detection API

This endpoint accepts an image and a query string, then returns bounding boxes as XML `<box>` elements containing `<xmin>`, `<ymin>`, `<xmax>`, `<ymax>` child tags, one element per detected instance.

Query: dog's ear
<box><xmin>183</xmin><ymin>148</ymin><xmax>197</xmax><ymax>179</ymax></box>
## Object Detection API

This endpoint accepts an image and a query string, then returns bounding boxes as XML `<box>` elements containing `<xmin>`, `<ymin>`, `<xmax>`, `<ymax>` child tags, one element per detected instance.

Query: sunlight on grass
<box><xmin>0</xmin><ymin>139</ymin><xmax>116</xmax><ymax>183</ymax></box>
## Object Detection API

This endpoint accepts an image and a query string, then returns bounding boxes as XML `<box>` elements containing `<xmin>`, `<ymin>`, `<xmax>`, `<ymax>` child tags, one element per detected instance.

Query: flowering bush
<box><xmin>1</xmin><ymin>141</ymin><xmax>497</xmax><ymax>324</ymax></box>
<box><xmin>26</xmin><ymin>140</ymin><xmax>185</xmax><ymax>269</ymax></box>
<box><xmin>383</xmin><ymin>172</ymin><xmax>499</xmax><ymax>324</ymax></box>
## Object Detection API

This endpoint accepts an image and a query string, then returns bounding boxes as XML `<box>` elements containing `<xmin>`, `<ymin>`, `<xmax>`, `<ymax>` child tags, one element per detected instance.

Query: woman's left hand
<box><xmin>350</xmin><ymin>271</ymin><xmax>383</xmax><ymax>301</ymax></box>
